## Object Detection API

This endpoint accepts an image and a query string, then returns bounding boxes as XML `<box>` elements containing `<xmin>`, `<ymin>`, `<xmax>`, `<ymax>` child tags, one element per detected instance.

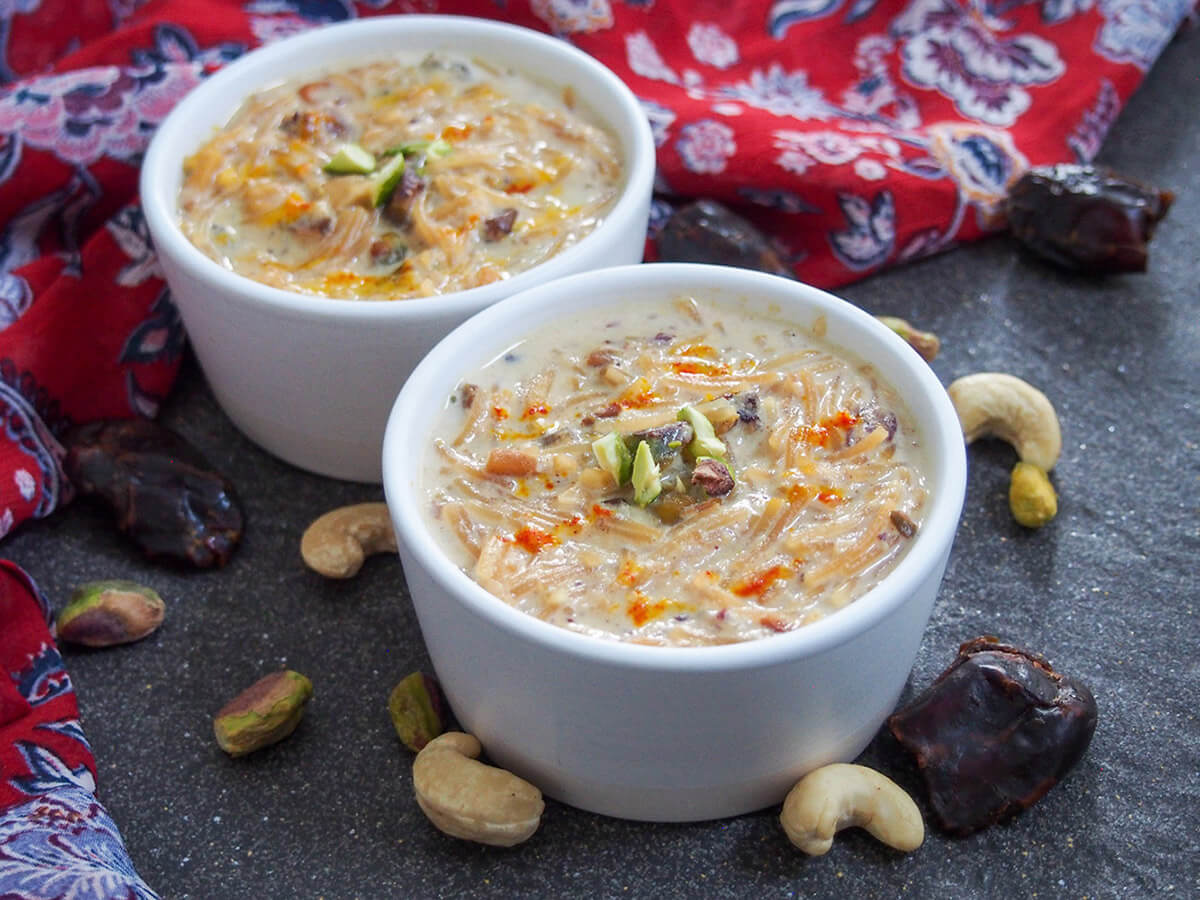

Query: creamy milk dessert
<box><xmin>421</xmin><ymin>296</ymin><xmax>930</xmax><ymax>646</ymax></box>
<box><xmin>178</xmin><ymin>52</ymin><xmax>622</xmax><ymax>300</ymax></box>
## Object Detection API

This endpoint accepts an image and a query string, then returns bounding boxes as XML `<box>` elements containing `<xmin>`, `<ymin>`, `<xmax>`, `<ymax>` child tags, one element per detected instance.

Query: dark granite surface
<box><xmin>6</xmin><ymin>25</ymin><xmax>1199</xmax><ymax>900</ymax></box>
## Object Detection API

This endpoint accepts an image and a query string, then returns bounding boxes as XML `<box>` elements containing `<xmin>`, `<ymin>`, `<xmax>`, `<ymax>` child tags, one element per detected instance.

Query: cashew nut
<box><xmin>412</xmin><ymin>731</ymin><xmax>544</xmax><ymax>847</ymax></box>
<box><xmin>946</xmin><ymin>372</ymin><xmax>1062</xmax><ymax>472</ymax></box>
<box><xmin>780</xmin><ymin>763</ymin><xmax>924</xmax><ymax>856</ymax></box>
<box><xmin>300</xmin><ymin>502</ymin><xmax>396</xmax><ymax>578</ymax></box>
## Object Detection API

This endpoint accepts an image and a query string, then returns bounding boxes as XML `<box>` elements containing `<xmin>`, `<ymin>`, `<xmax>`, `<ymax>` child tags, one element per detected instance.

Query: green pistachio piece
<box><xmin>591</xmin><ymin>431</ymin><xmax>633</xmax><ymax>486</ymax></box>
<box><xmin>323</xmin><ymin>143</ymin><xmax>377</xmax><ymax>175</ymax></box>
<box><xmin>631</xmin><ymin>440</ymin><xmax>662</xmax><ymax>507</ymax></box>
<box><xmin>1009</xmin><ymin>461</ymin><xmax>1058</xmax><ymax>528</ymax></box>
<box><xmin>385</xmin><ymin>138</ymin><xmax>454</xmax><ymax>161</ymax></box>
<box><xmin>370</xmin><ymin>153</ymin><xmax>407</xmax><ymax>207</ymax></box>
<box><xmin>213</xmin><ymin>670</ymin><xmax>313</xmax><ymax>757</ymax></box>
<box><xmin>56</xmin><ymin>579</ymin><xmax>165</xmax><ymax>647</ymax></box>
<box><xmin>678</xmin><ymin>405</ymin><xmax>726</xmax><ymax>460</ymax></box>
<box><xmin>388</xmin><ymin>672</ymin><xmax>445</xmax><ymax>752</ymax></box>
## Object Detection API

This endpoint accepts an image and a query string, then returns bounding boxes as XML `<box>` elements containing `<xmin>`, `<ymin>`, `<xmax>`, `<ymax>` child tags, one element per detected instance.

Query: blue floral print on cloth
<box><xmin>0</xmin><ymin>789</ymin><xmax>160</xmax><ymax>900</ymax></box>
<box><xmin>0</xmin><ymin>562</ymin><xmax>159</xmax><ymax>898</ymax></box>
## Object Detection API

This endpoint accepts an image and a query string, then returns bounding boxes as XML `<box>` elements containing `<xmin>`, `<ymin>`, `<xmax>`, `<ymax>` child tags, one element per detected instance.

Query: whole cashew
<box><xmin>946</xmin><ymin>372</ymin><xmax>1062</xmax><ymax>472</ymax></box>
<box><xmin>780</xmin><ymin>763</ymin><xmax>924</xmax><ymax>856</ymax></box>
<box><xmin>412</xmin><ymin>731</ymin><xmax>544</xmax><ymax>847</ymax></box>
<box><xmin>300</xmin><ymin>502</ymin><xmax>397</xmax><ymax>578</ymax></box>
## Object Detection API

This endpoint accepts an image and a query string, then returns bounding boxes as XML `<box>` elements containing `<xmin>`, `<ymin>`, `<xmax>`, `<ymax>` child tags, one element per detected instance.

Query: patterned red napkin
<box><xmin>0</xmin><ymin>2</ymin><xmax>1192</xmax><ymax>895</ymax></box>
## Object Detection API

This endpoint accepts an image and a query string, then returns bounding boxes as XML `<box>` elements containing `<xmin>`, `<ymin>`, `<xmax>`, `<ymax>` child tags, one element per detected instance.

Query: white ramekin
<box><xmin>141</xmin><ymin>16</ymin><xmax>654</xmax><ymax>482</ymax></box>
<box><xmin>382</xmin><ymin>263</ymin><xmax>967</xmax><ymax>822</ymax></box>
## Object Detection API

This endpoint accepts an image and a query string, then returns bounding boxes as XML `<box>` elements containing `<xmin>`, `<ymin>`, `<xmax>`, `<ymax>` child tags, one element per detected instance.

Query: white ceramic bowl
<box><xmin>140</xmin><ymin>16</ymin><xmax>654</xmax><ymax>482</ymax></box>
<box><xmin>382</xmin><ymin>263</ymin><xmax>967</xmax><ymax>822</ymax></box>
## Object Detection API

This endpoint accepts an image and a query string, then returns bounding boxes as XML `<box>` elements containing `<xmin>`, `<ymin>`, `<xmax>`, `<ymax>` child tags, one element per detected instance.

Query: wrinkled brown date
<box><xmin>1006</xmin><ymin>164</ymin><xmax>1173</xmax><ymax>273</ymax></box>
<box><xmin>888</xmin><ymin>636</ymin><xmax>1097</xmax><ymax>836</ymax></box>
<box><xmin>63</xmin><ymin>418</ymin><xmax>244</xmax><ymax>568</ymax></box>
<box><xmin>657</xmin><ymin>199</ymin><xmax>795</xmax><ymax>278</ymax></box>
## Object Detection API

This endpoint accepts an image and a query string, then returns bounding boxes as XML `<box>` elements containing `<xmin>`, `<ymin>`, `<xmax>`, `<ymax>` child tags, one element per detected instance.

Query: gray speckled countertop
<box><xmin>6</xmin><ymin>25</ymin><xmax>1199</xmax><ymax>900</ymax></box>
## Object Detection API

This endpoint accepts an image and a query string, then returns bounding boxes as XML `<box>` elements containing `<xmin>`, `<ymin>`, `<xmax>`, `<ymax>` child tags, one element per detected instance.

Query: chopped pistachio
<box><xmin>631</xmin><ymin>441</ymin><xmax>662</xmax><ymax>506</ymax></box>
<box><xmin>323</xmin><ymin>143</ymin><xmax>377</xmax><ymax>175</ymax></box>
<box><xmin>370</xmin><ymin>153</ymin><xmax>407</xmax><ymax>207</ymax></box>
<box><xmin>678</xmin><ymin>405</ymin><xmax>726</xmax><ymax>459</ymax></box>
<box><xmin>591</xmin><ymin>431</ymin><xmax>633</xmax><ymax>486</ymax></box>
<box><xmin>384</xmin><ymin>138</ymin><xmax>454</xmax><ymax>160</ymax></box>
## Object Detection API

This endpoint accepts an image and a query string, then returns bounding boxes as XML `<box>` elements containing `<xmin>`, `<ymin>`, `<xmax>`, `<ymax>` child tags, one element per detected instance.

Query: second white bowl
<box><xmin>141</xmin><ymin>16</ymin><xmax>654</xmax><ymax>482</ymax></box>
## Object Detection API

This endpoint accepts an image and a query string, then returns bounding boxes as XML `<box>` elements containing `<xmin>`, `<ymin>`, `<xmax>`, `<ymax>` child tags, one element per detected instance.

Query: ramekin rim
<box><xmin>139</xmin><ymin>14</ymin><xmax>656</xmax><ymax>323</ymax></box>
<box><xmin>382</xmin><ymin>263</ymin><xmax>967</xmax><ymax>673</ymax></box>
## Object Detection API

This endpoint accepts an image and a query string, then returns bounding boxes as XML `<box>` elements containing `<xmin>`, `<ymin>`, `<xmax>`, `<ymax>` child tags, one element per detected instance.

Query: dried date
<box><xmin>63</xmin><ymin>418</ymin><xmax>244</xmax><ymax>568</ymax></box>
<box><xmin>888</xmin><ymin>636</ymin><xmax>1097</xmax><ymax>836</ymax></box>
<box><xmin>1006</xmin><ymin>164</ymin><xmax>1173</xmax><ymax>273</ymax></box>
<box><xmin>657</xmin><ymin>199</ymin><xmax>795</xmax><ymax>278</ymax></box>
<box><xmin>482</xmin><ymin>208</ymin><xmax>518</xmax><ymax>242</ymax></box>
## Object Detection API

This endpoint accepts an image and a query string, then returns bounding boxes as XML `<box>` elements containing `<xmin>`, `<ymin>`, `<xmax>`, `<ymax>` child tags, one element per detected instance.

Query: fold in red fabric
<box><xmin>0</xmin><ymin>562</ymin><xmax>94</xmax><ymax>811</ymax></box>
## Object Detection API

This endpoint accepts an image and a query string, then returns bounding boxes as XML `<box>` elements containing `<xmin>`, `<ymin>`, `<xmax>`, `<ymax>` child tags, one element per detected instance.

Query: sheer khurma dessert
<box><xmin>423</xmin><ymin>296</ymin><xmax>930</xmax><ymax>646</ymax></box>
<box><xmin>179</xmin><ymin>52</ymin><xmax>622</xmax><ymax>300</ymax></box>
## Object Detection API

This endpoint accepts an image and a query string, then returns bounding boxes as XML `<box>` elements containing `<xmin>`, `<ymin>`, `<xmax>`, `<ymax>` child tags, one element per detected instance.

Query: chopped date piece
<box><xmin>63</xmin><ymin>419</ymin><xmax>244</xmax><ymax>568</ymax></box>
<box><xmin>1005</xmin><ymin>164</ymin><xmax>1173</xmax><ymax>273</ymax></box>
<box><xmin>890</xmin><ymin>509</ymin><xmax>917</xmax><ymax>538</ymax></box>
<box><xmin>595</xmin><ymin>402</ymin><xmax>621</xmax><ymax>418</ymax></box>
<box><xmin>279</xmin><ymin>109</ymin><xmax>346</xmax><ymax>140</ymax></box>
<box><xmin>888</xmin><ymin>636</ymin><xmax>1098</xmax><ymax>836</ymax></box>
<box><xmin>859</xmin><ymin>406</ymin><xmax>898</xmax><ymax>440</ymax></box>
<box><xmin>459</xmin><ymin>383</ymin><xmax>478</xmax><ymax>409</ymax></box>
<box><xmin>691</xmin><ymin>458</ymin><xmax>734</xmax><ymax>497</ymax></box>
<box><xmin>657</xmin><ymin>199</ymin><xmax>795</xmax><ymax>279</ymax></box>
<box><xmin>309</xmin><ymin>217</ymin><xmax>335</xmax><ymax>237</ymax></box>
<box><xmin>734</xmin><ymin>392</ymin><xmax>760</xmax><ymax>427</ymax></box>
<box><xmin>280</xmin><ymin>111</ymin><xmax>304</xmax><ymax>134</ymax></box>
<box><xmin>625</xmin><ymin>422</ymin><xmax>693</xmax><ymax>463</ymax></box>
<box><xmin>420</xmin><ymin>54</ymin><xmax>473</xmax><ymax>80</ymax></box>
<box><xmin>483</xmin><ymin>207</ymin><xmax>518</xmax><ymax>242</ymax></box>
<box><xmin>383</xmin><ymin>169</ymin><xmax>427</xmax><ymax>225</ymax></box>
<box><xmin>585</xmin><ymin>348</ymin><xmax>619</xmax><ymax>368</ymax></box>
<box><xmin>287</xmin><ymin>200</ymin><xmax>336</xmax><ymax>238</ymax></box>
<box><xmin>369</xmin><ymin>234</ymin><xmax>408</xmax><ymax>267</ymax></box>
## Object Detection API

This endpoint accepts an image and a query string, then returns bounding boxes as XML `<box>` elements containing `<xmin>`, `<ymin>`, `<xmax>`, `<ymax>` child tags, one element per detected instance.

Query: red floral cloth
<box><xmin>0</xmin><ymin>1</ymin><xmax>1193</xmax><ymax>894</ymax></box>
<box><xmin>0</xmin><ymin>0</ymin><xmax>1194</xmax><ymax>543</ymax></box>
